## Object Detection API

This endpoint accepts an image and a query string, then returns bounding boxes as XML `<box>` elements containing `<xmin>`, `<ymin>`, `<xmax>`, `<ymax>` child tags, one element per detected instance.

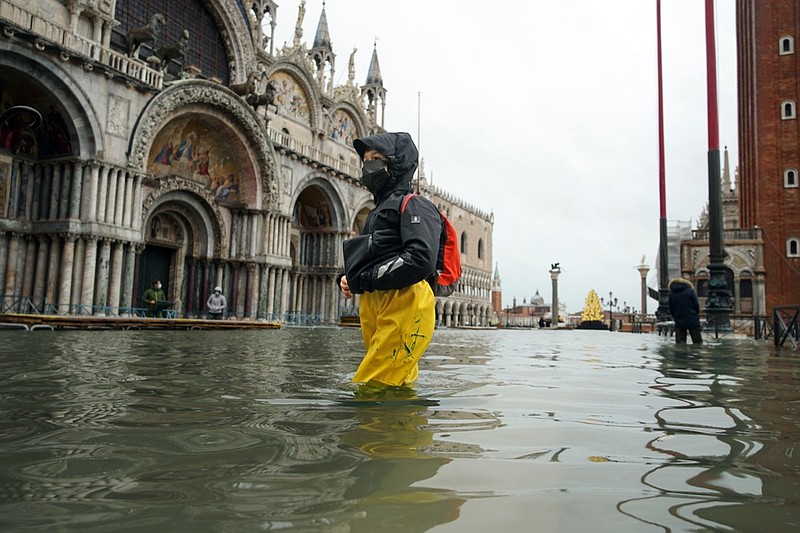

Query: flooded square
<box><xmin>1</xmin><ymin>328</ymin><xmax>798</xmax><ymax>532</ymax></box>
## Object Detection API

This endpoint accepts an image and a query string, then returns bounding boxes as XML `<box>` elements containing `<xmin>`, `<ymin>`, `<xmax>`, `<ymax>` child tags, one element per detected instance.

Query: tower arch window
<box><xmin>460</xmin><ymin>231</ymin><xmax>468</xmax><ymax>255</ymax></box>
<box><xmin>785</xmin><ymin>168</ymin><xmax>798</xmax><ymax>188</ymax></box>
<box><xmin>477</xmin><ymin>238</ymin><xmax>484</xmax><ymax>260</ymax></box>
<box><xmin>780</xmin><ymin>36</ymin><xmax>794</xmax><ymax>55</ymax></box>
<box><xmin>739</xmin><ymin>277</ymin><xmax>753</xmax><ymax>299</ymax></box>
<box><xmin>788</xmin><ymin>237</ymin><xmax>800</xmax><ymax>258</ymax></box>
<box><xmin>781</xmin><ymin>100</ymin><xmax>796</xmax><ymax>120</ymax></box>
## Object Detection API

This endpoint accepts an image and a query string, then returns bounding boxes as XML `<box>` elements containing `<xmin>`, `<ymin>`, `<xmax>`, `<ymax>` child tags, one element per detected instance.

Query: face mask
<box><xmin>214</xmin><ymin>291</ymin><xmax>220</xmax><ymax>294</ymax></box>
<box><xmin>156</xmin><ymin>284</ymin><xmax>162</xmax><ymax>289</ymax></box>
<box><xmin>361</xmin><ymin>159</ymin><xmax>391</xmax><ymax>194</ymax></box>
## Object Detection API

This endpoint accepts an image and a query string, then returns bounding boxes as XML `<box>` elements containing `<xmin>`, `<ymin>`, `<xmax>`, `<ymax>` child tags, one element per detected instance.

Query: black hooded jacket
<box><xmin>668</xmin><ymin>279</ymin><xmax>701</xmax><ymax>329</ymax></box>
<box><xmin>342</xmin><ymin>132</ymin><xmax>442</xmax><ymax>294</ymax></box>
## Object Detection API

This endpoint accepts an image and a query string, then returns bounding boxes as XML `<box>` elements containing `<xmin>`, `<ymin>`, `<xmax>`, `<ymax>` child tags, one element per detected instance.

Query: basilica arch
<box><xmin>287</xmin><ymin>175</ymin><xmax>348</xmax><ymax>320</ymax></box>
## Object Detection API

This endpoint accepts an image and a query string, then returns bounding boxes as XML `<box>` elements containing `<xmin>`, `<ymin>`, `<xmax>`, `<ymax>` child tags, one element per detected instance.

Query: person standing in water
<box><xmin>337</xmin><ymin>132</ymin><xmax>442</xmax><ymax>387</ymax></box>
<box><xmin>668</xmin><ymin>278</ymin><xmax>703</xmax><ymax>344</ymax></box>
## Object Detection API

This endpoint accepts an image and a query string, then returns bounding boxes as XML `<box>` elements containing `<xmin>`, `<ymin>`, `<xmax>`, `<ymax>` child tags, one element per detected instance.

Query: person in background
<box><xmin>142</xmin><ymin>279</ymin><xmax>166</xmax><ymax>318</ymax></box>
<box><xmin>206</xmin><ymin>286</ymin><xmax>227</xmax><ymax>319</ymax></box>
<box><xmin>668</xmin><ymin>278</ymin><xmax>703</xmax><ymax>344</ymax></box>
<box><xmin>337</xmin><ymin>132</ymin><xmax>442</xmax><ymax>388</ymax></box>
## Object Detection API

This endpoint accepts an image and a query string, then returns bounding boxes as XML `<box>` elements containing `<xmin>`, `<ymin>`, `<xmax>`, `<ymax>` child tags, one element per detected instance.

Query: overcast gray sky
<box><xmin>273</xmin><ymin>0</ymin><xmax>738</xmax><ymax>314</ymax></box>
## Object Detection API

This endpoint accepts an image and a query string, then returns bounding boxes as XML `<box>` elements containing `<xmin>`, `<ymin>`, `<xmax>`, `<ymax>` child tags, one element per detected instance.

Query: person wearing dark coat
<box><xmin>337</xmin><ymin>132</ymin><xmax>441</xmax><ymax>387</ymax></box>
<box><xmin>668</xmin><ymin>278</ymin><xmax>703</xmax><ymax>344</ymax></box>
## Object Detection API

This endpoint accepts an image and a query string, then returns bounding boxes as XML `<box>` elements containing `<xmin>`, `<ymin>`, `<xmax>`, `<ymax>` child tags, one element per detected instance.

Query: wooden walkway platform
<box><xmin>0</xmin><ymin>313</ymin><xmax>281</xmax><ymax>331</ymax></box>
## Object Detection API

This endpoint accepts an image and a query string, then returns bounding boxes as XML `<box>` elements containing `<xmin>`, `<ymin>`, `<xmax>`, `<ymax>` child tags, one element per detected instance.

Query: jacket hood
<box><xmin>669</xmin><ymin>277</ymin><xmax>694</xmax><ymax>291</ymax></box>
<box><xmin>353</xmin><ymin>132</ymin><xmax>418</xmax><ymax>196</ymax></box>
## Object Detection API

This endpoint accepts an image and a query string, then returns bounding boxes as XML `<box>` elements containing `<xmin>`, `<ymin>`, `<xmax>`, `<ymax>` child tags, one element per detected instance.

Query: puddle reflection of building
<box><xmin>618</xmin><ymin>344</ymin><xmax>800</xmax><ymax>532</ymax></box>
<box><xmin>339</xmin><ymin>388</ymin><xmax>470</xmax><ymax>530</ymax></box>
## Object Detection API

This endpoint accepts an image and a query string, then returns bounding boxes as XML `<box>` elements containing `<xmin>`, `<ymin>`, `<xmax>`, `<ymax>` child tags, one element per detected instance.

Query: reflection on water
<box><xmin>1</xmin><ymin>328</ymin><xmax>799</xmax><ymax>531</ymax></box>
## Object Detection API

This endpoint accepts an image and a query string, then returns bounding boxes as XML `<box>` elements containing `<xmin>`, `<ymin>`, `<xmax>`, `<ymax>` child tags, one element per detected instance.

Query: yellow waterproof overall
<box><xmin>354</xmin><ymin>280</ymin><xmax>435</xmax><ymax>386</ymax></box>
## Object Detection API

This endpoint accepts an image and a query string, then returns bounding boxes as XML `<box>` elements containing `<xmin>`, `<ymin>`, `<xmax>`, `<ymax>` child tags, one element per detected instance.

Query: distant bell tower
<box><xmin>362</xmin><ymin>41</ymin><xmax>386</xmax><ymax>130</ymax></box>
<box><xmin>491</xmin><ymin>262</ymin><xmax>503</xmax><ymax>315</ymax></box>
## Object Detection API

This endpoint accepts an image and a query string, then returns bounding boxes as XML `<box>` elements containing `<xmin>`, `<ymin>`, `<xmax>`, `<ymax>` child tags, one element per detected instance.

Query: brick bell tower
<box><xmin>737</xmin><ymin>0</ymin><xmax>800</xmax><ymax>311</ymax></box>
<box><xmin>491</xmin><ymin>262</ymin><xmax>503</xmax><ymax>316</ymax></box>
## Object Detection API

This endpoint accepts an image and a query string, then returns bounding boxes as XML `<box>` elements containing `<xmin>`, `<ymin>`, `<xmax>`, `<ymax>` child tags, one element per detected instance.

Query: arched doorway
<box><xmin>289</xmin><ymin>182</ymin><xmax>344</xmax><ymax>323</ymax></box>
<box><xmin>139</xmin><ymin>190</ymin><xmax>221</xmax><ymax>317</ymax></box>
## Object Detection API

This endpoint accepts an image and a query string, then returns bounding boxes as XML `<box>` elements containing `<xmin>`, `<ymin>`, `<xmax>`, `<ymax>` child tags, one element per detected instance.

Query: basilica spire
<box><xmin>312</xmin><ymin>1</ymin><xmax>331</xmax><ymax>50</ymax></box>
<box><xmin>309</xmin><ymin>1</ymin><xmax>335</xmax><ymax>94</ymax></box>
<box><xmin>365</xmin><ymin>41</ymin><xmax>383</xmax><ymax>85</ymax></box>
<box><xmin>362</xmin><ymin>40</ymin><xmax>387</xmax><ymax>129</ymax></box>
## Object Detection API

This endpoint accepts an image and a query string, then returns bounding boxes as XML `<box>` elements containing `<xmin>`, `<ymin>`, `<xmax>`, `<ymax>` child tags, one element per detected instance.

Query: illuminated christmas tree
<box><xmin>578</xmin><ymin>289</ymin><xmax>607</xmax><ymax>329</ymax></box>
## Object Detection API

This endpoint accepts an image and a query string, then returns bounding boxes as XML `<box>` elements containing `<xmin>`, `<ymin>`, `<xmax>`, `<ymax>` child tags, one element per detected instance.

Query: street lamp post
<box><xmin>601</xmin><ymin>292</ymin><xmax>618</xmax><ymax>332</ymax></box>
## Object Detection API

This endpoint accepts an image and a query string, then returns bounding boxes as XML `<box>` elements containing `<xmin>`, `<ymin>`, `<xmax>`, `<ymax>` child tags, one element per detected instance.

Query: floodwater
<box><xmin>1</xmin><ymin>327</ymin><xmax>799</xmax><ymax>532</ymax></box>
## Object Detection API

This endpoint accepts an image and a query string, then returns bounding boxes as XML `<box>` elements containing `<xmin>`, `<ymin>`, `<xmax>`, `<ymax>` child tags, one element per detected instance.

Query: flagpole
<box><xmin>416</xmin><ymin>91</ymin><xmax>421</xmax><ymax>193</ymax></box>
<box><xmin>655</xmin><ymin>0</ymin><xmax>671</xmax><ymax>321</ymax></box>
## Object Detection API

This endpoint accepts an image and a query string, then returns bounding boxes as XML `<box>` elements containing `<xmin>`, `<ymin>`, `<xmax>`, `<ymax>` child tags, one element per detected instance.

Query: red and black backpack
<box><xmin>401</xmin><ymin>194</ymin><xmax>462</xmax><ymax>297</ymax></box>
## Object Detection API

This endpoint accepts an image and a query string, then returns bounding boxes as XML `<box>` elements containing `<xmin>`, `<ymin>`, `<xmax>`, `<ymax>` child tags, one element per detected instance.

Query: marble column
<box><xmin>113</xmin><ymin>170</ymin><xmax>125</xmax><ymax>226</ymax></box>
<box><xmin>258</xmin><ymin>264</ymin><xmax>269</xmax><ymax>320</ymax></box>
<box><xmin>3</xmin><ymin>233</ymin><xmax>20</xmax><ymax>301</ymax></box>
<box><xmin>266</xmin><ymin>266</ymin><xmax>276</xmax><ymax>319</ymax></box>
<box><xmin>123</xmin><ymin>173</ymin><xmax>134</xmax><ymax>227</ymax></box>
<box><xmin>131</xmin><ymin>244</ymin><xmax>144</xmax><ymax>310</ymax></box>
<box><xmin>230</xmin><ymin>212</ymin><xmax>240</xmax><ymax>258</ymax></box>
<box><xmin>84</xmin><ymin>163</ymin><xmax>100</xmax><ymax>222</ymax></box>
<box><xmin>327</xmin><ymin>275</ymin><xmax>337</xmax><ymax>324</ymax></box>
<box><xmin>45</xmin><ymin>235</ymin><xmax>60</xmax><ymax>308</ymax></box>
<box><xmin>68</xmin><ymin>162</ymin><xmax>82</xmax><ymax>219</ymax></box>
<box><xmin>272</xmin><ymin>268</ymin><xmax>282</xmax><ymax>317</ymax></box>
<box><xmin>32</xmin><ymin>236</ymin><xmax>49</xmax><ymax>310</ymax></box>
<box><xmin>94</xmin><ymin>239</ymin><xmax>111</xmax><ymax>313</ymax></box>
<box><xmin>186</xmin><ymin>259</ymin><xmax>196</xmax><ymax>317</ymax></box>
<box><xmin>39</xmin><ymin>165</ymin><xmax>52</xmax><ymax>220</ymax></box>
<box><xmin>58</xmin><ymin>234</ymin><xmax>77</xmax><ymax>314</ymax></box>
<box><xmin>215</xmin><ymin>262</ymin><xmax>224</xmax><ymax>292</ymax></box>
<box><xmin>20</xmin><ymin>236</ymin><xmax>36</xmax><ymax>309</ymax></box>
<box><xmin>230</xmin><ymin>263</ymin><xmax>240</xmax><ymax>317</ymax></box>
<box><xmin>250</xmin><ymin>212</ymin><xmax>259</xmax><ymax>258</ymax></box>
<box><xmin>172</xmin><ymin>248</ymin><xmax>185</xmax><ymax>314</ymax></box>
<box><xmin>30</xmin><ymin>164</ymin><xmax>42</xmax><ymax>222</ymax></box>
<box><xmin>105</xmin><ymin>168</ymin><xmax>118</xmax><ymax>223</ymax></box>
<box><xmin>279</xmin><ymin>268</ymin><xmax>288</xmax><ymax>317</ymax></box>
<box><xmin>121</xmin><ymin>244</ymin><xmax>136</xmax><ymax>313</ymax></box>
<box><xmin>265</xmin><ymin>215</ymin><xmax>273</xmax><ymax>255</ymax></box>
<box><xmin>49</xmin><ymin>164</ymin><xmax>62</xmax><ymax>219</ymax></box>
<box><xmin>244</xmin><ymin>263</ymin><xmax>254</xmax><ymax>319</ymax></box>
<box><xmin>81</xmin><ymin>236</ymin><xmax>98</xmax><ymax>314</ymax></box>
<box><xmin>133</xmin><ymin>175</ymin><xmax>144</xmax><ymax>230</ymax></box>
<box><xmin>71</xmin><ymin>237</ymin><xmax>85</xmax><ymax>311</ymax></box>
<box><xmin>107</xmin><ymin>241</ymin><xmax>124</xmax><ymax>314</ymax></box>
<box><xmin>96</xmin><ymin>165</ymin><xmax>109</xmax><ymax>224</ymax></box>
<box><xmin>200</xmin><ymin>261</ymin><xmax>210</xmax><ymax>314</ymax></box>
<box><xmin>0</xmin><ymin>233</ymin><xmax>7</xmax><ymax>299</ymax></box>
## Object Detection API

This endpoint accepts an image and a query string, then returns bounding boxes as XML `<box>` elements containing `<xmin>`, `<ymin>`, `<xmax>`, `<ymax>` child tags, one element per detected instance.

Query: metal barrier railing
<box><xmin>1</xmin><ymin>296</ymin><xmax>318</xmax><ymax>324</ymax></box>
<box><xmin>1</xmin><ymin>296</ymin><xmax>163</xmax><ymax>318</ymax></box>
<box><xmin>774</xmin><ymin>306</ymin><xmax>800</xmax><ymax>349</ymax></box>
<box><xmin>282</xmin><ymin>312</ymin><xmax>322</xmax><ymax>326</ymax></box>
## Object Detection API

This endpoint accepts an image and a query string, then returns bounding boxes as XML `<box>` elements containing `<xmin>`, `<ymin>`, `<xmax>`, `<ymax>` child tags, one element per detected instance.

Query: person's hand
<box><xmin>339</xmin><ymin>275</ymin><xmax>352</xmax><ymax>299</ymax></box>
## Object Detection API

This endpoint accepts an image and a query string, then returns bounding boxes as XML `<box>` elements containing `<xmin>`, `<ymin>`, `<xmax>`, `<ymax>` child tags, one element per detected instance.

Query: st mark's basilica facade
<box><xmin>0</xmin><ymin>0</ymin><xmax>495</xmax><ymax>326</ymax></box>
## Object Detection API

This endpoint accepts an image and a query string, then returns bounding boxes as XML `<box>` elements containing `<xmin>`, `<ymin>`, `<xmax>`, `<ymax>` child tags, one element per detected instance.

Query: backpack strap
<box><xmin>400</xmin><ymin>193</ymin><xmax>416</xmax><ymax>213</ymax></box>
